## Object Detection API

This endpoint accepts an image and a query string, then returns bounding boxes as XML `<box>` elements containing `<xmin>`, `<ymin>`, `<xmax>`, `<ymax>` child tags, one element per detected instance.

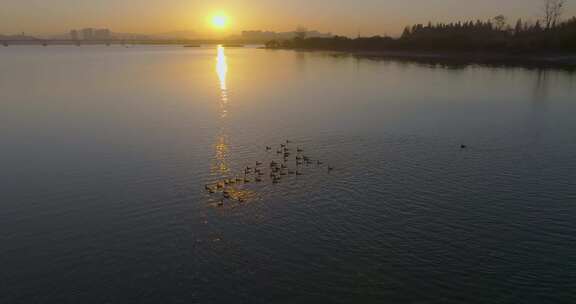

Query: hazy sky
<box><xmin>1</xmin><ymin>0</ymin><xmax>575</xmax><ymax>36</ymax></box>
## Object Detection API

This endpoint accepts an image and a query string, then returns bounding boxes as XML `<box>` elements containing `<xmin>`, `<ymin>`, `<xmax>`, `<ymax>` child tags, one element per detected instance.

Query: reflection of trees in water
<box><xmin>325</xmin><ymin>52</ymin><xmax>576</xmax><ymax>94</ymax></box>
<box><xmin>530</xmin><ymin>68</ymin><xmax>576</xmax><ymax>108</ymax></box>
<box><xmin>526</xmin><ymin>69</ymin><xmax>550</xmax><ymax>146</ymax></box>
<box><xmin>295</xmin><ymin>50</ymin><xmax>307</xmax><ymax>72</ymax></box>
<box><xmin>525</xmin><ymin>68</ymin><xmax>575</xmax><ymax>143</ymax></box>
<box><xmin>532</xmin><ymin>69</ymin><xmax>550</xmax><ymax>109</ymax></box>
<box><xmin>330</xmin><ymin>53</ymin><xmax>576</xmax><ymax>104</ymax></box>
<box><xmin>326</xmin><ymin>52</ymin><xmax>576</xmax><ymax>73</ymax></box>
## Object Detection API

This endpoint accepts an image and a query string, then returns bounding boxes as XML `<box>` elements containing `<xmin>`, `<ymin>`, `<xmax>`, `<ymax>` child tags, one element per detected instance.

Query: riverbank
<box><xmin>265</xmin><ymin>47</ymin><xmax>576</xmax><ymax>70</ymax></box>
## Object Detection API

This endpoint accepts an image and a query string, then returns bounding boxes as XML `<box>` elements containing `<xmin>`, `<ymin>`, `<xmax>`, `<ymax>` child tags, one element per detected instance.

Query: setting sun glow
<box><xmin>211</xmin><ymin>14</ymin><xmax>229</xmax><ymax>29</ymax></box>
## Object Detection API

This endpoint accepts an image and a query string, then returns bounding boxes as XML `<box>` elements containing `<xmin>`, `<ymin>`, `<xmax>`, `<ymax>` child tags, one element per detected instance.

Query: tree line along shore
<box><xmin>267</xmin><ymin>17</ymin><xmax>576</xmax><ymax>53</ymax></box>
<box><xmin>266</xmin><ymin>1</ymin><xmax>576</xmax><ymax>65</ymax></box>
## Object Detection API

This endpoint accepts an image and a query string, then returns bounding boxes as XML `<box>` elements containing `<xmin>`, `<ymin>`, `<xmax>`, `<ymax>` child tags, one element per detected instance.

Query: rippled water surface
<box><xmin>1</xmin><ymin>46</ymin><xmax>576</xmax><ymax>303</ymax></box>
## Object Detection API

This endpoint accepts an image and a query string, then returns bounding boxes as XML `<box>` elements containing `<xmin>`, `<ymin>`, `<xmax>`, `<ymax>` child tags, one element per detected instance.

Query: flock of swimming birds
<box><xmin>204</xmin><ymin>140</ymin><xmax>334</xmax><ymax>207</ymax></box>
<box><xmin>204</xmin><ymin>141</ymin><xmax>469</xmax><ymax>207</ymax></box>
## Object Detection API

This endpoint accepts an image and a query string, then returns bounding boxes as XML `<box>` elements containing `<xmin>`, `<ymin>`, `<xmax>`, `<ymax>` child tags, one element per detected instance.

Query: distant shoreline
<box><xmin>266</xmin><ymin>47</ymin><xmax>576</xmax><ymax>69</ymax></box>
<box><xmin>0</xmin><ymin>40</ymin><xmax>265</xmax><ymax>46</ymax></box>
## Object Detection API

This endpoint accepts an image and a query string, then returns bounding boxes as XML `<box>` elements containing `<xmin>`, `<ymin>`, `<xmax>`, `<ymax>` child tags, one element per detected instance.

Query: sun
<box><xmin>211</xmin><ymin>14</ymin><xmax>229</xmax><ymax>30</ymax></box>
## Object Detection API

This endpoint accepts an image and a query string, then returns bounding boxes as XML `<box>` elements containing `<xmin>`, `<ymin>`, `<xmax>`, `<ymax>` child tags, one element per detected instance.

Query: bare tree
<box><xmin>542</xmin><ymin>0</ymin><xmax>566</xmax><ymax>29</ymax></box>
<box><xmin>494</xmin><ymin>15</ymin><xmax>507</xmax><ymax>31</ymax></box>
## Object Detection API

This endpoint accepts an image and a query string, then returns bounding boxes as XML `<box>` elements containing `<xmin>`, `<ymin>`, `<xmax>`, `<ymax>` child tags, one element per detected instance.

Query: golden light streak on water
<box><xmin>212</xmin><ymin>45</ymin><xmax>230</xmax><ymax>175</ymax></box>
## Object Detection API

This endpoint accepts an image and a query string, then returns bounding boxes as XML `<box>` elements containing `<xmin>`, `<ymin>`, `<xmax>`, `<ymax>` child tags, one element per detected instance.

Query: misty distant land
<box><xmin>3</xmin><ymin>18</ymin><xmax>576</xmax><ymax>69</ymax></box>
<box><xmin>0</xmin><ymin>29</ymin><xmax>333</xmax><ymax>45</ymax></box>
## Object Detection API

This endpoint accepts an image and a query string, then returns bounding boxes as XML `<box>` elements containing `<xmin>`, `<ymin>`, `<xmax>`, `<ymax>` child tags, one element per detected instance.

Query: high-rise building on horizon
<box><xmin>94</xmin><ymin>29</ymin><xmax>111</xmax><ymax>40</ymax></box>
<box><xmin>74</xmin><ymin>28</ymin><xmax>112</xmax><ymax>40</ymax></box>
<box><xmin>81</xmin><ymin>28</ymin><xmax>94</xmax><ymax>40</ymax></box>
<box><xmin>70</xmin><ymin>30</ymin><xmax>78</xmax><ymax>40</ymax></box>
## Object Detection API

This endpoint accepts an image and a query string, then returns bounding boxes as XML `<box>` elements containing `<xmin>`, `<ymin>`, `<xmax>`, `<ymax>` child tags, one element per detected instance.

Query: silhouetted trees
<box><xmin>542</xmin><ymin>0</ymin><xmax>566</xmax><ymax>29</ymax></box>
<box><xmin>267</xmin><ymin>16</ymin><xmax>576</xmax><ymax>52</ymax></box>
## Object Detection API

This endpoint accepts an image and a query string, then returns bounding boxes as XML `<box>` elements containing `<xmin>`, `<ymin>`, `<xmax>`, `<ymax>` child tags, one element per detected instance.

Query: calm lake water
<box><xmin>1</xmin><ymin>46</ymin><xmax>576</xmax><ymax>303</ymax></box>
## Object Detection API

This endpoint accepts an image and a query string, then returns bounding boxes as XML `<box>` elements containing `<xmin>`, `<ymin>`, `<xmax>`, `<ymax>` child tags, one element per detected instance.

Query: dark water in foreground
<box><xmin>1</xmin><ymin>46</ymin><xmax>576</xmax><ymax>303</ymax></box>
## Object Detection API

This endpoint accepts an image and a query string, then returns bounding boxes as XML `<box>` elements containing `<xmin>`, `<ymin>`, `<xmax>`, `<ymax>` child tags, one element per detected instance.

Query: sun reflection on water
<box><xmin>212</xmin><ymin>45</ymin><xmax>230</xmax><ymax>175</ymax></box>
<box><xmin>217</xmin><ymin>45</ymin><xmax>228</xmax><ymax>91</ymax></box>
<box><xmin>209</xmin><ymin>46</ymin><xmax>259</xmax><ymax>206</ymax></box>
<box><xmin>213</xmin><ymin>134</ymin><xmax>230</xmax><ymax>174</ymax></box>
<box><xmin>216</xmin><ymin>45</ymin><xmax>228</xmax><ymax>119</ymax></box>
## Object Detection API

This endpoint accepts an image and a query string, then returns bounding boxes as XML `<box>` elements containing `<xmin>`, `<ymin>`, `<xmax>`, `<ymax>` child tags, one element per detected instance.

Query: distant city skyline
<box><xmin>0</xmin><ymin>0</ymin><xmax>574</xmax><ymax>37</ymax></box>
<box><xmin>0</xmin><ymin>28</ymin><xmax>334</xmax><ymax>42</ymax></box>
